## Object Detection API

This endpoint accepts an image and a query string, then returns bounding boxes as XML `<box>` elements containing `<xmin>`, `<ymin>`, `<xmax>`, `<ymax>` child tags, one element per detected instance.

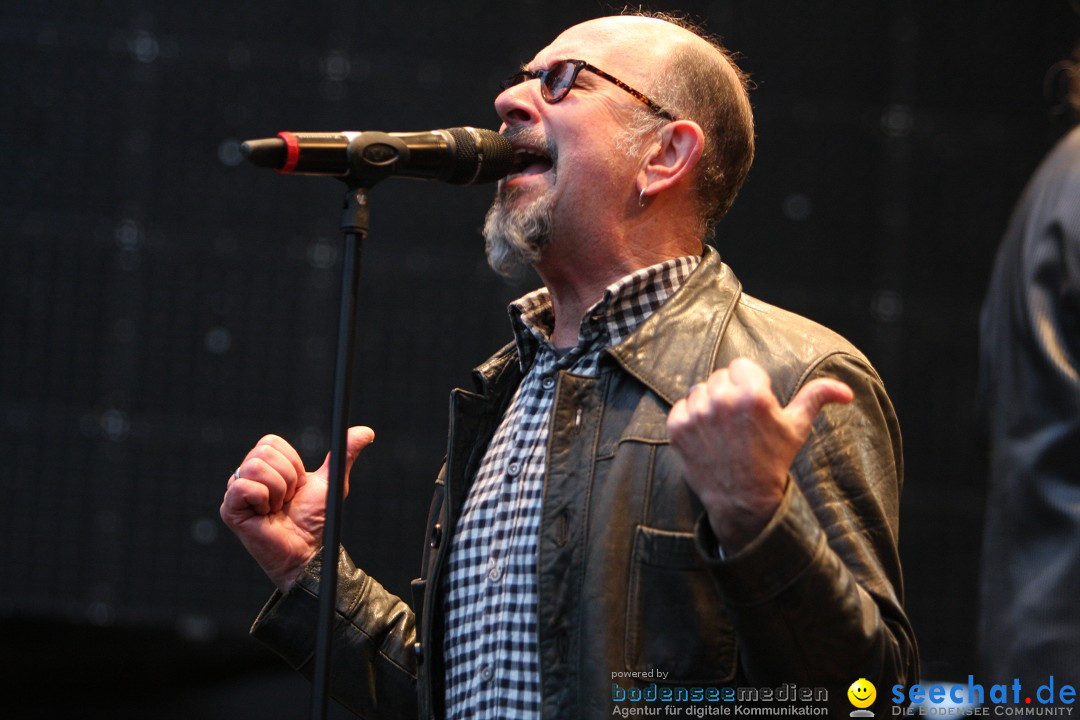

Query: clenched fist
<box><xmin>220</xmin><ymin>426</ymin><xmax>375</xmax><ymax>591</ymax></box>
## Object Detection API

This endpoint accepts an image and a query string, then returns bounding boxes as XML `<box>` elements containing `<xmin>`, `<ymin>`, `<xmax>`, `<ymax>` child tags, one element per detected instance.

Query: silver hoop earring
<box><xmin>638</xmin><ymin>187</ymin><xmax>649</xmax><ymax>208</ymax></box>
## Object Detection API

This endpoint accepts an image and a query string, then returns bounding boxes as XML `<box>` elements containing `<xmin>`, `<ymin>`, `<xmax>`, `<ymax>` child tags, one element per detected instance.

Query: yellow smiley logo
<box><xmin>848</xmin><ymin>678</ymin><xmax>876</xmax><ymax>709</ymax></box>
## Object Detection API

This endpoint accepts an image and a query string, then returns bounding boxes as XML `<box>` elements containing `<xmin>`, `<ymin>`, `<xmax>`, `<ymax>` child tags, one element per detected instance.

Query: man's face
<box><xmin>483</xmin><ymin>19</ymin><xmax>663</xmax><ymax>275</ymax></box>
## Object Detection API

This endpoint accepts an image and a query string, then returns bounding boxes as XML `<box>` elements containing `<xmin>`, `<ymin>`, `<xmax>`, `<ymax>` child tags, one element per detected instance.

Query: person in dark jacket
<box><xmin>978</xmin><ymin>52</ymin><xmax>1080</xmax><ymax>694</ymax></box>
<box><xmin>221</xmin><ymin>12</ymin><xmax>918</xmax><ymax>719</ymax></box>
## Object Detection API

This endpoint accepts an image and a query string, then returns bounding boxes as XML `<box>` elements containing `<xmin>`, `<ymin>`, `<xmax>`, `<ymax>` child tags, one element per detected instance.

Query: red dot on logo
<box><xmin>1026</xmin><ymin>698</ymin><xmax>1031</xmax><ymax>704</ymax></box>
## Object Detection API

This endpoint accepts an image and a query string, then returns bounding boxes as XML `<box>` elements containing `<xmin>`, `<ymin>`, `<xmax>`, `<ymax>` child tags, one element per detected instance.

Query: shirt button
<box><xmin>507</xmin><ymin>461</ymin><xmax>521</xmax><ymax>477</ymax></box>
<box><xmin>480</xmin><ymin>664</ymin><xmax>494</xmax><ymax>682</ymax></box>
<box><xmin>487</xmin><ymin>565</ymin><xmax>503</xmax><ymax>582</ymax></box>
<box><xmin>541</xmin><ymin>376</ymin><xmax>555</xmax><ymax>390</ymax></box>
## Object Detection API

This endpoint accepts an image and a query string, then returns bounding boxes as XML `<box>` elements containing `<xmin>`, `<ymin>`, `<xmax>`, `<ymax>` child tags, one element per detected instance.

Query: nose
<box><xmin>495</xmin><ymin>79</ymin><xmax>540</xmax><ymax>129</ymax></box>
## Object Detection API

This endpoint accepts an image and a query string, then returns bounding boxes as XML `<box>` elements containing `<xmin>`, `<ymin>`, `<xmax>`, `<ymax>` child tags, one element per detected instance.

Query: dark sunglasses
<box><xmin>502</xmin><ymin>59</ymin><xmax>677</xmax><ymax>121</ymax></box>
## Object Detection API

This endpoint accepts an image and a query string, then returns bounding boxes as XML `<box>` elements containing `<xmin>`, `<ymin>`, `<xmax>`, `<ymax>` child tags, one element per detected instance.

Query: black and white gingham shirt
<box><xmin>442</xmin><ymin>254</ymin><xmax>701</xmax><ymax>719</ymax></box>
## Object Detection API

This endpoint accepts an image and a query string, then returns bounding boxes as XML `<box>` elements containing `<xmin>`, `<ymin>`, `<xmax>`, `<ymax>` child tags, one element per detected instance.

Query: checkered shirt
<box><xmin>442</xmin><ymin>254</ymin><xmax>701</xmax><ymax>719</ymax></box>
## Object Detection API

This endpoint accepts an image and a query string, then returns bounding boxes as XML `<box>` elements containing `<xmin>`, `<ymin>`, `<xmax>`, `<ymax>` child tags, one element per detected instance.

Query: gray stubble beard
<box><xmin>481</xmin><ymin>117</ymin><xmax>656</xmax><ymax>277</ymax></box>
<box><xmin>482</xmin><ymin>184</ymin><xmax>556</xmax><ymax>278</ymax></box>
<box><xmin>482</xmin><ymin>125</ymin><xmax>559</xmax><ymax>277</ymax></box>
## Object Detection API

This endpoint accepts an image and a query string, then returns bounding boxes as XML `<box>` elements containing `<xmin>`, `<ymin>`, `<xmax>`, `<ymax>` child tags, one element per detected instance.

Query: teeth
<box><xmin>512</xmin><ymin>148</ymin><xmax>551</xmax><ymax>173</ymax></box>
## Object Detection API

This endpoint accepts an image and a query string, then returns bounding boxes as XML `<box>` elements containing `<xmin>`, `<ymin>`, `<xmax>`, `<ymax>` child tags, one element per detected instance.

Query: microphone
<box><xmin>240</xmin><ymin>127</ymin><xmax>513</xmax><ymax>186</ymax></box>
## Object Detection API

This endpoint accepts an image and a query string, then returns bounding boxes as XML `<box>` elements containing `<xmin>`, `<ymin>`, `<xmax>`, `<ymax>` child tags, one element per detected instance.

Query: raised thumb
<box><xmin>343</xmin><ymin>425</ymin><xmax>376</xmax><ymax>474</ymax></box>
<box><xmin>315</xmin><ymin>425</ymin><xmax>375</xmax><ymax>493</ymax></box>
<box><xmin>783</xmin><ymin>379</ymin><xmax>853</xmax><ymax>438</ymax></box>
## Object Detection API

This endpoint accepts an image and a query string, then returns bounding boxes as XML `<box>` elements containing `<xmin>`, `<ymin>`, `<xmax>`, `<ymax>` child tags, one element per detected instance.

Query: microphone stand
<box><xmin>237</xmin><ymin>124</ymin><xmax>510</xmax><ymax>719</ymax></box>
<box><xmin>310</xmin><ymin>181</ymin><xmax>370</xmax><ymax>720</ymax></box>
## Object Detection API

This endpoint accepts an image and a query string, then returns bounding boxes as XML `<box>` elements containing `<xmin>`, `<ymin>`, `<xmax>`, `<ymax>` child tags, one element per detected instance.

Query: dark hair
<box><xmin>1046</xmin><ymin>41</ymin><xmax>1080</xmax><ymax>124</ymax></box>
<box><xmin>624</xmin><ymin>9</ymin><xmax>756</xmax><ymax>237</ymax></box>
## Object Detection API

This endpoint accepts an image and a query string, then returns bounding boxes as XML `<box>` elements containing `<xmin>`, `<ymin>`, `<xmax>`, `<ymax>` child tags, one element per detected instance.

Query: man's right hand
<box><xmin>220</xmin><ymin>426</ymin><xmax>375</xmax><ymax>592</ymax></box>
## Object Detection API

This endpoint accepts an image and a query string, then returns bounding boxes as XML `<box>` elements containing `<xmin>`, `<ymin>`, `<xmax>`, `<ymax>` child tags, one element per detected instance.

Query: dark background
<box><xmin>2</xmin><ymin>0</ymin><xmax>1077</xmax><ymax>716</ymax></box>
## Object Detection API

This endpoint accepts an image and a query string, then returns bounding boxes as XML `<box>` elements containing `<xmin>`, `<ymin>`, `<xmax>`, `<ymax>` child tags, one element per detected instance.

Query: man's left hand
<box><xmin>666</xmin><ymin>357</ymin><xmax>853</xmax><ymax>553</ymax></box>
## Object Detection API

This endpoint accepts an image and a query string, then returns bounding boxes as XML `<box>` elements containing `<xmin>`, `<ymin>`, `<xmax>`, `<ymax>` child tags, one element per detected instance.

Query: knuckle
<box><xmin>250</xmin><ymin>443</ymin><xmax>277</xmax><ymax>462</ymax></box>
<box><xmin>256</xmin><ymin>434</ymin><xmax>284</xmax><ymax>450</ymax></box>
<box><xmin>705</xmin><ymin>383</ymin><xmax>727</xmax><ymax>405</ymax></box>
<box><xmin>245</xmin><ymin>457</ymin><xmax>277</xmax><ymax>485</ymax></box>
<box><xmin>734</xmin><ymin>388</ymin><xmax>768</xmax><ymax>413</ymax></box>
<box><xmin>731</xmin><ymin>356</ymin><xmax>753</xmax><ymax>371</ymax></box>
<box><xmin>687</xmin><ymin>398</ymin><xmax>713</xmax><ymax>423</ymax></box>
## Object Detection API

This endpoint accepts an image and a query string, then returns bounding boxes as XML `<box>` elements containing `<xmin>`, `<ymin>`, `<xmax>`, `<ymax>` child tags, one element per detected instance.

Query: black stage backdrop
<box><xmin>1</xmin><ymin>1</ymin><xmax>1076</xmax><ymax>716</ymax></box>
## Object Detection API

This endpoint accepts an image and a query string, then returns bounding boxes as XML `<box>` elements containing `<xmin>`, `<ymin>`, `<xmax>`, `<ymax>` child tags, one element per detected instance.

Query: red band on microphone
<box><xmin>278</xmin><ymin>131</ymin><xmax>300</xmax><ymax>174</ymax></box>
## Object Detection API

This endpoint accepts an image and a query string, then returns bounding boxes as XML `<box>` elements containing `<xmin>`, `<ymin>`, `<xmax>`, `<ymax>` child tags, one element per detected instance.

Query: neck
<box><xmin>534</xmin><ymin>225</ymin><xmax>702</xmax><ymax>349</ymax></box>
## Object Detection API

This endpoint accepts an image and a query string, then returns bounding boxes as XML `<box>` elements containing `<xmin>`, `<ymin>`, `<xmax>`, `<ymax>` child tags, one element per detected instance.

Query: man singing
<box><xmin>221</xmin><ymin>12</ymin><xmax>918</xmax><ymax>719</ymax></box>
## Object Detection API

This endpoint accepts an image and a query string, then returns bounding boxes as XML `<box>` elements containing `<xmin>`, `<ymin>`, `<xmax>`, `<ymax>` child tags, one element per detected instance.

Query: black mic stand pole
<box><xmin>310</xmin><ymin>181</ymin><xmax>370</xmax><ymax>720</ymax></box>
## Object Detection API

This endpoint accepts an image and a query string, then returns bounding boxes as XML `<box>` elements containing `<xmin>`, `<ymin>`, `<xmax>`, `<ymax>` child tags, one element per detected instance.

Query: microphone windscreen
<box><xmin>447</xmin><ymin>127</ymin><xmax>514</xmax><ymax>184</ymax></box>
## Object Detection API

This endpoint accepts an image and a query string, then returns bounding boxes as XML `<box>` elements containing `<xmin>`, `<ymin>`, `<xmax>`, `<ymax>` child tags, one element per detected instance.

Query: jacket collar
<box><xmin>468</xmin><ymin>246</ymin><xmax>740</xmax><ymax>408</ymax></box>
<box><xmin>604</xmin><ymin>245</ymin><xmax>740</xmax><ymax>407</ymax></box>
<box><xmin>466</xmin><ymin>340</ymin><xmax>521</xmax><ymax>401</ymax></box>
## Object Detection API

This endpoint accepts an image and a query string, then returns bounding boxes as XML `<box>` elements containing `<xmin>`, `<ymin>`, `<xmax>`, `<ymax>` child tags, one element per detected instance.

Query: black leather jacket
<box><xmin>250</xmin><ymin>248</ymin><xmax>919</xmax><ymax>718</ymax></box>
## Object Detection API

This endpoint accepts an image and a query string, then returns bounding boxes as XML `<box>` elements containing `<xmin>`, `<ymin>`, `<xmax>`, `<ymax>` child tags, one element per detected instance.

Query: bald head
<box><xmin>551</xmin><ymin>15</ymin><xmax>719</xmax><ymax>68</ymax></box>
<box><xmin>553</xmin><ymin>13</ymin><xmax>756</xmax><ymax>237</ymax></box>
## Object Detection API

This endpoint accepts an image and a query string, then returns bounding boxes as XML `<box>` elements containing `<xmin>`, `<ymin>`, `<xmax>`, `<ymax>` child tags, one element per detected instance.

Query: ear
<box><xmin>637</xmin><ymin>120</ymin><xmax>705</xmax><ymax>199</ymax></box>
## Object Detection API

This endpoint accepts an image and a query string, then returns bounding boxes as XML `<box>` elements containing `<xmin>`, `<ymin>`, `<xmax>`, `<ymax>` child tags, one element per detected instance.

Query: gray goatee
<box><xmin>482</xmin><ymin>126</ymin><xmax>558</xmax><ymax>277</ymax></box>
<box><xmin>482</xmin><ymin>186</ymin><xmax>556</xmax><ymax>277</ymax></box>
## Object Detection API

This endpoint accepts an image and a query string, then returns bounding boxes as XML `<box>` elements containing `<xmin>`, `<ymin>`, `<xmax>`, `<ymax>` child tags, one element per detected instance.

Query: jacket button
<box><xmin>429</xmin><ymin>522</ymin><xmax>442</xmax><ymax>549</ymax></box>
<box><xmin>413</xmin><ymin>641</ymin><xmax>424</xmax><ymax>665</ymax></box>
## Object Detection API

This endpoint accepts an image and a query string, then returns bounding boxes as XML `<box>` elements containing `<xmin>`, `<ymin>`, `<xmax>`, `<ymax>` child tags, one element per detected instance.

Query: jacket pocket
<box><xmin>625</xmin><ymin>524</ymin><xmax>737</xmax><ymax>684</ymax></box>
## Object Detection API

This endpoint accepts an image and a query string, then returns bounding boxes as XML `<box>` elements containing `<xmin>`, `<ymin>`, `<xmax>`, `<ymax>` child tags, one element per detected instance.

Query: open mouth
<box><xmin>509</xmin><ymin>146</ymin><xmax>554</xmax><ymax>177</ymax></box>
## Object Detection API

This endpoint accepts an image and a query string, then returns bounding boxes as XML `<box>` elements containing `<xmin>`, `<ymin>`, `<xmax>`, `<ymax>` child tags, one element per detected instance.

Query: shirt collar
<box><xmin>507</xmin><ymin>254</ymin><xmax>702</xmax><ymax>372</ymax></box>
